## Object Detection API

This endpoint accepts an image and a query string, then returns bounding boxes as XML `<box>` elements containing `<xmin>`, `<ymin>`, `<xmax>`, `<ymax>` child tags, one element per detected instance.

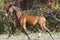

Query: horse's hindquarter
<box><xmin>38</xmin><ymin>16</ymin><xmax>46</xmax><ymax>24</ymax></box>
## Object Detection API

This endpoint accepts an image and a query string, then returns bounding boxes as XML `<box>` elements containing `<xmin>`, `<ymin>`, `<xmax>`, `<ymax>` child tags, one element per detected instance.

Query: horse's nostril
<box><xmin>4</xmin><ymin>13</ymin><xmax>8</xmax><ymax>17</ymax></box>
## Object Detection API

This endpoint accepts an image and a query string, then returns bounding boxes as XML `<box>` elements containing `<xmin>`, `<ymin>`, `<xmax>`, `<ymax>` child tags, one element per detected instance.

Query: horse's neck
<box><xmin>13</xmin><ymin>11</ymin><xmax>18</xmax><ymax>19</ymax></box>
<box><xmin>13</xmin><ymin>6</ymin><xmax>21</xmax><ymax>12</ymax></box>
<box><xmin>14</xmin><ymin>10</ymin><xmax>23</xmax><ymax>19</ymax></box>
<box><xmin>13</xmin><ymin>7</ymin><xmax>24</xmax><ymax>18</ymax></box>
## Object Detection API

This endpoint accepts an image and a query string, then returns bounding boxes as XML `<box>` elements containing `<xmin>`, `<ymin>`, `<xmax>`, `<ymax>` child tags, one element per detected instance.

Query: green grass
<box><xmin>0</xmin><ymin>0</ymin><xmax>4</xmax><ymax>11</ymax></box>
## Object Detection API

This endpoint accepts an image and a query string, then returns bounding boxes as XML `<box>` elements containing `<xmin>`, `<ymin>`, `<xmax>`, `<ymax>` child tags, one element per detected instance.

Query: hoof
<box><xmin>28</xmin><ymin>37</ymin><xmax>30</xmax><ymax>40</ymax></box>
<box><xmin>38</xmin><ymin>32</ymin><xmax>41</xmax><ymax>38</ymax></box>
<box><xmin>38</xmin><ymin>36</ymin><xmax>40</xmax><ymax>38</ymax></box>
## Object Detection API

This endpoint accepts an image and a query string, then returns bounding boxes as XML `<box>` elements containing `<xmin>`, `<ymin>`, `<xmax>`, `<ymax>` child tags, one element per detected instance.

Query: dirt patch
<box><xmin>0</xmin><ymin>33</ymin><xmax>60</xmax><ymax>40</ymax></box>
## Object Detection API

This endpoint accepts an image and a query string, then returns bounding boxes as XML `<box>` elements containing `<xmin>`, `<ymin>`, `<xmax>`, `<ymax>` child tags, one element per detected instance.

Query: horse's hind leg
<box><xmin>38</xmin><ymin>24</ymin><xmax>44</xmax><ymax>38</ymax></box>
<box><xmin>42</xmin><ymin>23</ymin><xmax>54</xmax><ymax>40</ymax></box>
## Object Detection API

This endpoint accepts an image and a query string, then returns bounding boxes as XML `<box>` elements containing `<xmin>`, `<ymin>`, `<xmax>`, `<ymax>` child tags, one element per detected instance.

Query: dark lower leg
<box><xmin>43</xmin><ymin>23</ymin><xmax>54</xmax><ymax>40</ymax></box>
<box><xmin>22</xmin><ymin>28</ymin><xmax>30</xmax><ymax>40</ymax></box>
<box><xmin>7</xmin><ymin>27</ymin><xmax>16</xmax><ymax>38</ymax></box>
<box><xmin>46</xmin><ymin>29</ymin><xmax>54</xmax><ymax>40</ymax></box>
<box><xmin>44</xmin><ymin>26</ymin><xmax>54</xmax><ymax>40</ymax></box>
<box><xmin>7</xmin><ymin>29</ymin><xmax>12</xmax><ymax>38</ymax></box>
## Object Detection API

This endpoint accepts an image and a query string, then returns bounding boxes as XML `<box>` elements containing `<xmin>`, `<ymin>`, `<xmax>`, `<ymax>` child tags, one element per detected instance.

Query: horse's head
<box><xmin>4</xmin><ymin>4</ymin><xmax>14</xmax><ymax>17</ymax></box>
<box><xmin>4</xmin><ymin>4</ymin><xmax>23</xmax><ymax>18</ymax></box>
<box><xmin>8</xmin><ymin>5</ymin><xmax>14</xmax><ymax>13</ymax></box>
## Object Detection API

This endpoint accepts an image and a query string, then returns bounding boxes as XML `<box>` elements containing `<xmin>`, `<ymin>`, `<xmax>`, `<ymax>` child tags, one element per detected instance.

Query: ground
<box><xmin>0</xmin><ymin>32</ymin><xmax>60</xmax><ymax>40</ymax></box>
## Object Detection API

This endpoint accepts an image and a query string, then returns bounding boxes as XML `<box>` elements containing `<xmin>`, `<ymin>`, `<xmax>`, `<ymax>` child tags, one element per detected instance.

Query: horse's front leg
<box><xmin>21</xmin><ymin>18</ymin><xmax>30</xmax><ymax>40</ymax></box>
<box><xmin>7</xmin><ymin>27</ymin><xmax>12</xmax><ymax>39</ymax></box>
<box><xmin>7</xmin><ymin>26</ymin><xmax>15</xmax><ymax>39</ymax></box>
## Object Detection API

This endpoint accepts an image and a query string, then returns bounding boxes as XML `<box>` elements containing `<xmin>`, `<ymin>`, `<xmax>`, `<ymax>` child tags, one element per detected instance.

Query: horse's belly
<box><xmin>26</xmin><ymin>18</ymin><xmax>38</xmax><ymax>26</ymax></box>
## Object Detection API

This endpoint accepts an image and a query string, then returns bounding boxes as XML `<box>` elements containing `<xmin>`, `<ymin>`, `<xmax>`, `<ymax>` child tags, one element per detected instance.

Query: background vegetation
<box><xmin>0</xmin><ymin>0</ymin><xmax>60</xmax><ymax>35</ymax></box>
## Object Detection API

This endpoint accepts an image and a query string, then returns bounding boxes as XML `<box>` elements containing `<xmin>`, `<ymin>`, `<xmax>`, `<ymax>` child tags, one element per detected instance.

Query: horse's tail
<box><xmin>44</xmin><ymin>13</ymin><xmax>60</xmax><ymax>22</ymax></box>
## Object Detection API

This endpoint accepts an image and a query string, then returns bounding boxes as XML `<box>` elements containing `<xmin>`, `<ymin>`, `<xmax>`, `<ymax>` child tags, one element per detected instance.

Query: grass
<box><xmin>0</xmin><ymin>0</ymin><xmax>4</xmax><ymax>11</ymax></box>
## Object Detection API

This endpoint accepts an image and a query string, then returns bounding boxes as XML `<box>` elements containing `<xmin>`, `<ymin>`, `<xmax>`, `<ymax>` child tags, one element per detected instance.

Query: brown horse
<box><xmin>4</xmin><ymin>5</ymin><xmax>54</xmax><ymax>40</ymax></box>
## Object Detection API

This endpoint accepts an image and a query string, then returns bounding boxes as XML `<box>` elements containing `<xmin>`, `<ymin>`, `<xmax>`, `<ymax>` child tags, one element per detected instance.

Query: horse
<box><xmin>4</xmin><ymin>5</ymin><xmax>54</xmax><ymax>40</ymax></box>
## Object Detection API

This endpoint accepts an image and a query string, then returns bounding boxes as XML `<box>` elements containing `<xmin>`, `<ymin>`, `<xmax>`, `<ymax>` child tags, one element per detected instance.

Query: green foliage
<box><xmin>0</xmin><ymin>13</ymin><xmax>15</xmax><ymax>34</ymax></box>
<box><xmin>0</xmin><ymin>13</ymin><xmax>6</xmax><ymax>34</ymax></box>
<box><xmin>0</xmin><ymin>0</ymin><xmax>4</xmax><ymax>11</ymax></box>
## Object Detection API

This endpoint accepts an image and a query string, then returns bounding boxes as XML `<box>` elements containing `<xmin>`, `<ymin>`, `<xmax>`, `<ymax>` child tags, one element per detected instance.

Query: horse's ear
<box><xmin>9</xmin><ymin>4</ymin><xmax>12</xmax><ymax>8</ymax></box>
